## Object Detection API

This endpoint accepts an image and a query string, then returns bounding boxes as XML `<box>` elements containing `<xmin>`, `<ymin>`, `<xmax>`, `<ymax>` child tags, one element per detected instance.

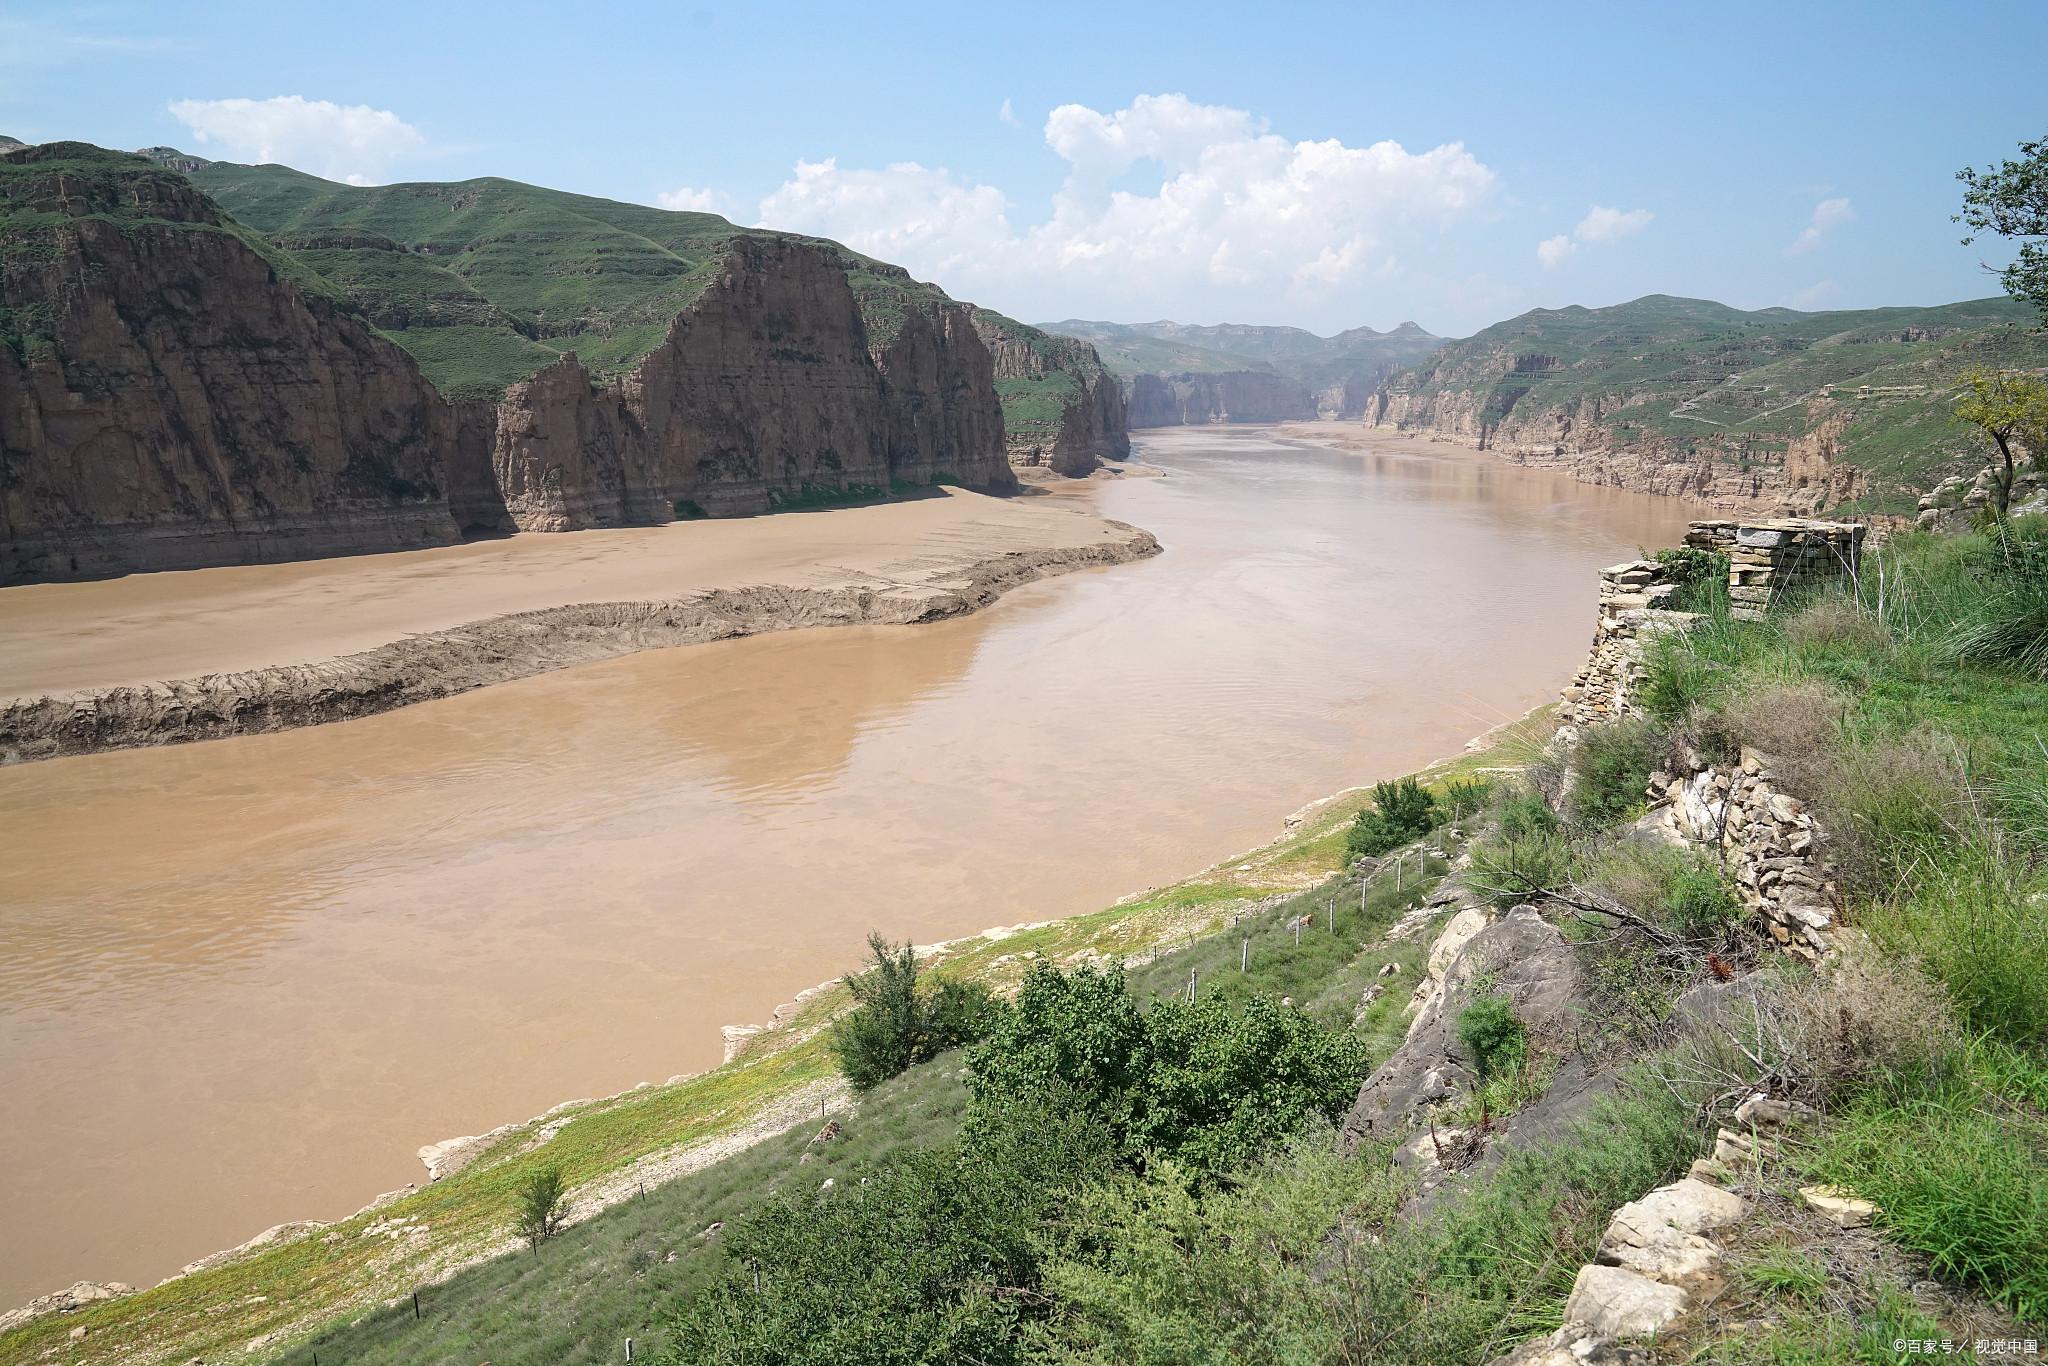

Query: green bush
<box><xmin>1593</xmin><ymin>843</ymin><xmax>1744</xmax><ymax>940</ymax></box>
<box><xmin>1468</xmin><ymin>831</ymin><xmax>1575</xmax><ymax>909</ymax></box>
<box><xmin>1568</xmin><ymin>719</ymin><xmax>1666</xmax><ymax>828</ymax></box>
<box><xmin>1496</xmin><ymin>785</ymin><xmax>1560</xmax><ymax>841</ymax></box>
<box><xmin>1443</xmin><ymin>776</ymin><xmax>1494</xmax><ymax>821</ymax></box>
<box><xmin>1347</xmin><ymin>776</ymin><xmax>1441</xmax><ymax>859</ymax></box>
<box><xmin>663</xmin><ymin>1098</ymin><xmax>1116</xmax><ymax>1364</ymax></box>
<box><xmin>514</xmin><ymin>1163</ymin><xmax>568</xmax><ymax>1251</ymax></box>
<box><xmin>830</xmin><ymin>932</ymin><xmax>1003</xmax><ymax>1092</ymax></box>
<box><xmin>1456</xmin><ymin>993</ymin><xmax>1527</xmax><ymax>1083</ymax></box>
<box><xmin>966</xmin><ymin>964</ymin><xmax>1371</xmax><ymax>1176</ymax></box>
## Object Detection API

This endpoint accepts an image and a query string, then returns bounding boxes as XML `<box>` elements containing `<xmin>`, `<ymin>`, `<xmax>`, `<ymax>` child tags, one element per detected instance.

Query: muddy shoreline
<box><xmin>0</xmin><ymin>525</ymin><xmax>1159</xmax><ymax>764</ymax></box>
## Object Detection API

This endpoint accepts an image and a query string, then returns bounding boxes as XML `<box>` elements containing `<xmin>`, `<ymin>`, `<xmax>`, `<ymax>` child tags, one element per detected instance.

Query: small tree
<box><xmin>1956</xmin><ymin>133</ymin><xmax>2048</xmax><ymax>320</ymax></box>
<box><xmin>830</xmin><ymin>932</ymin><xmax>1000</xmax><ymax>1091</ymax></box>
<box><xmin>1954</xmin><ymin>369</ymin><xmax>2048</xmax><ymax>518</ymax></box>
<box><xmin>515</xmin><ymin>1163</ymin><xmax>568</xmax><ymax>1251</ymax></box>
<box><xmin>1347</xmin><ymin>776</ymin><xmax>1441</xmax><ymax>859</ymax></box>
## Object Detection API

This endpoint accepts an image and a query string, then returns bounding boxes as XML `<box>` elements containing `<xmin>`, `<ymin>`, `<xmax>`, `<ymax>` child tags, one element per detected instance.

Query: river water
<box><xmin>0</xmin><ymin>427</ymin><xmax>1694</xmax><ymax>1303</ymax></box>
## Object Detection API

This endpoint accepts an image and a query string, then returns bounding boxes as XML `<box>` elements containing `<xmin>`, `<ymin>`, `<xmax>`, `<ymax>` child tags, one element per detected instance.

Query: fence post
<box><xmin>1241</xmin><ymin>937</ymin><xmax>1249</xmax><ymax>972</ymax></box>
<box><xmin>1327</xmin><ymin>894</ymin><xmax>1334</xmax><ymax>933</ymax></box>
<box><xmin>1294</xmin><ymin>917</ymin><xmax>1302</xmax><ymax>947</ymax></box>
<box><xmin>413</xmin><ymin>1292</ymin><xmax>421</xmax><ymax>1321</ymax></box>
<box><xmin>627</xmin><ymin>1337</ymin><xmax>635</xmax><ymax>1362</ymax></box>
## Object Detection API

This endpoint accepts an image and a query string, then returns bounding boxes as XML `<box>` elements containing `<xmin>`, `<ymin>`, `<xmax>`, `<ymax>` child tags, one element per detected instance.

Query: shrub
<box><xmin>1783</xmin><ymin>595</ymin><xmax>1889</xmax><ymax>654</ymax></box>
<box><xmin>967</xmin><ymin>964</ymin><xmax>1371</xmax><ymax>1176</ymax></box>
<box><xmin>1347</xmin><ymin>776</ymin><xmax>1441</xmax><ymax>859</ymax></box>
<box><xmin>1442</xmin><ymin>776</ymin><xmax>1494</xmax><ymax>821</ymax></box>
<box><xmin>1468</xmin><ymin>830</ymin><xmax>1575</xmax><ymax>910</ymax></box>
<box><xmin>1698</xmin><ymin>679</ymin><xmax>1845</xmax><ymax>800</ymax></box>
<box><xmin>1495</xmin><ymin>784</ymin><xmax>1560</xmax><ymax>842</ymax></box>
<box><xmin>664</xmin><ymin>1099</ymin><xmax>1116</xmax><ymax>1364</ymax></box>
<box><xmin>1592</xmin><ymin>843</ymin><xmax>1744</xmax><ymax>940</ymax></box>
<box><xmin>1456</xmin><ymin>993</ymin><xmax>1527</xmax><ymax>1083</ymax></box>
<box><xmin>830</xmin><ymin>932</ymin><xmax>1002</xmax><ymax>1092</ymax></box>
<box><xmin>1568</xmin><ymin>719</ymin><xmax>1667</xmax><ymax>828</ymax></box>
<box><xmin>1822</xmin><ymin>731</ymin><xmax>1970</xmax><ymax>899</ymax></box>
<box><xmin>514</xmin><ymin>1163</ymin><xmax>568</xmax><ymax>1251</ymax></box>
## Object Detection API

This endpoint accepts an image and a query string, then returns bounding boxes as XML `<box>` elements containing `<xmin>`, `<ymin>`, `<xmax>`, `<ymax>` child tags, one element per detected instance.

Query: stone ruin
<box><xmin>1558</xmin><ymin>518</ymin><xmax>1865</xmax><ymax>962</ymax></box>
<box><xmin>1561</xmin><ymin>518</ymin><xmax>1866</xmax><ymax>729</ymax></box>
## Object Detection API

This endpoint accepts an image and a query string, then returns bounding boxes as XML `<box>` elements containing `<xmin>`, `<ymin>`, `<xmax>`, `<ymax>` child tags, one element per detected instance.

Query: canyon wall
<box><xmin>0</xmin><ymin>144</ymin><xmax>1041</xmax><ymax>580</ymax></box>
<box><xmin>0</xmin><ymin>143</ymin><xmax>470</xmax><ymax>581</ymax></box>
<box><xmin>1367</xmin><ymin>386</ymin><xmax>1862</xmax><ymax>514</ymax></box>
<box><xmin>975</xmin><ymin>317</ymin><xmax>1130</xmax><ymax>476</ymax></box>
<box><xmin>1126</xmin><ymin>370</ymin><xmax>1319</xmax><ymax>427</ymax></box>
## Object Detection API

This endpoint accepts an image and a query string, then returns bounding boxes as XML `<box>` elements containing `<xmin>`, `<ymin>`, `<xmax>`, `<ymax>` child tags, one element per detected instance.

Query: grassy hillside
<box><xmin>1383</xmin><ymin>293</ymin><xmax>2048</xmax><ymax>510</ymax></box>
<box><xmin>142</xmin><ymin>152</ymin><xmax>1097</xmax><ymax>427</ymax></box>
<box><xmin>1047</xmin><ymin>317</ymin><xmax>1444</xmax><ymax>393</ymax></box>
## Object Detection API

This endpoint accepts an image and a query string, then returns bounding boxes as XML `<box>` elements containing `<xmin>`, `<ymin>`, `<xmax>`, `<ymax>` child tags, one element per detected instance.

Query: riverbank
<box><xmin>0</xmin><ymin>703</ymin><xmax>1553</xmax><ymax>1363</ymax></box>
<box><xmin>0</xmin><ymin>491</ymin><xmax>1158</xmax><ymax>763</ymax></box>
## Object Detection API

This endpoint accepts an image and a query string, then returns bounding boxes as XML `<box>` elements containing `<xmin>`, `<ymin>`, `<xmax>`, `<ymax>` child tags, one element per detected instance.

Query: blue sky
<box><xmin>4</xmin><ymin>0</ymin><xmax>2041</xmax><ymax>335</ymax></box>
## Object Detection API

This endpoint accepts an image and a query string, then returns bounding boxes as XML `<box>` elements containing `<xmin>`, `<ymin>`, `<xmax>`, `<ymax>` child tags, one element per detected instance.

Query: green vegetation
<box><xmin>1455</xmin><ymin>993</ymin><xmax>1527</xmax><ymax>1083</ymax></box>
<box><xmin>1953</xmin><ymin>367</ymin><xmax>2048</xmax><ymax>516</ymax></box>
<box><xmin>1043</xmin><ymin>317</ymin><xmax>1444</xmax><ymax>395</ymax></box>
<box><xmin>1957</xmin><ymin>131</ymin><xmax>2048</xmax><ymax>320</ymax></box>
<box><xmin>1567</xmin><ymin>716</ymin><xmax>1666</xmax><ymax>826</ymax></box>
<box><xmin>1385</xmin><ymin>293</ymin><xmax>2048</xmax><ymax>512</ymax></box>
<box><xmin>829</xmin><ymin>932</ymin><xmax>1000</xmax><ymax>1092</ymax></box>
<box><xmin>514</xmin><ymin>1164</ymin><xmax>568</xmax><ymax>1250</ymax></box>
<box><xmin>1345</xmin><ymin>774</ymin><xmax>1442</xmax><ymax>857</ymax></box>
<box><xmin>1634</xmin><ymin>515</ymin><xmax>2048</xmax><ymax>1322</ymax></box>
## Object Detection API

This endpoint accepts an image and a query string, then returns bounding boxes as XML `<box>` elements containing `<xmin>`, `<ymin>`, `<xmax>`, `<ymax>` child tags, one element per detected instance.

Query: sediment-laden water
<box><xmin>0</xmin><ymin>426</ymin><xmax>1695</xmax><ymax>1303</ymax></box>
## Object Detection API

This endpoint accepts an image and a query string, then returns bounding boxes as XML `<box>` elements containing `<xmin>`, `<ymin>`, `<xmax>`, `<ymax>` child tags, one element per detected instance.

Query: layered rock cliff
<box><xmin>1126</xmin><ymin>370</ymin><xmax>1319</xmax><ymax>427</ymax></box>
<box><xmin>1366</xmin><ymin>294</ymin><xmax>2047</xmax><ymax>516</ymax></box>
<box><xmin>974</xmin><ymin>315</ymin><xmax>1130</xmax><ymax>476</ymax></box>
<box><xmin>484</xmin><ymin>237</ymin><xmax>1011</xmax><ymax>531</ymax></box>
<box><xmin>1</xmin><ymin>142</ymin><xmax>1087</xmax><ymax>579</ymax></box>
<box><xmin>0</xmin><ymin>143</ymin><xmax>477</xmax><ymax>581</ymax></box>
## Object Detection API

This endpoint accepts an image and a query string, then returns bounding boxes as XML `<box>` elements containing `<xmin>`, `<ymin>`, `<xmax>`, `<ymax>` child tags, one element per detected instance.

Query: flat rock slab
<box><xmin>1564</xmin><ymin>1263</ymin><xmax>1690</xmax><ymax>1339</ymax></box>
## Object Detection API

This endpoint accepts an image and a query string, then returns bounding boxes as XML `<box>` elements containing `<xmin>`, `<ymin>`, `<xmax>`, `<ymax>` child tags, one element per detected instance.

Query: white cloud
<box><xmin>1574</xmin><ymin>204</ymin><xmax>1653</xmax><ymax>243</ymax></box>
<box><xmin>758</xmin><ymin>158</ymin><xmax>1014</xmax><ymax>277</ymax></box>
<box><xmin>167</xmin><ymin>95</ymin><xmax>425</xmax><ymax>184</ymax></box>
<box><xmin>1789</xmin><ymin>197</ymin><xmax>1854</xmax><ymax>253</ymax></box>
<box><xmin>998</xmin><ymin>98</ymin><xmax>1020</xmax><ymax>128</ymax></box>
<box><xmin>655</xmin><ymin>185</ymin><xmax>730</xmax><ymax>214</ymax></box>
<box><xmin>1537</xmin><ymin>203</ymin><xmax>1652</xmax><ymax>269</ymax></box>
<box><xmin>755</xmin><ymin>93</ymin><xmax>1496</xmax><ymax>318</ymax></box>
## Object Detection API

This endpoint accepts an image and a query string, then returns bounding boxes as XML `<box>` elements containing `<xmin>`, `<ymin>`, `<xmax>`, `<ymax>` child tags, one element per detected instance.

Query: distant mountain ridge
<box><xmin>1369</xmin><ymin>292</ymin><xmax>2048</xmax><ymax>514</ymax></box>
<box><xmin>1044</xmin><ymin>317</ymin><xmax>1444</xmax><ymax>423</ymax></box>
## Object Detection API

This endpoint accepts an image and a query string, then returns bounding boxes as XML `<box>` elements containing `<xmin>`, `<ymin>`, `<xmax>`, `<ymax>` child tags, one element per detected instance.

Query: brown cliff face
<box><xmin>2</xmin><ymin>145</ymin><xmax>1027</xmax><ymax>579</ymax></box>
<box><xmin>486</xmin><ymin>238</ymin><xmax>1012</xmax><ymax>531</ymax></box>
<box><xmin>0</xmin><ymin>144</ymin><xmax>464</xmax><ymax>581</ymax></box>
<box><xmin>975</xmin><ymin>319</ymin><xmax>1129</xmax><ymax>477</ymax></box>
<box><xmin>1126</xmin><ymin>371</ymin><xmax>1319</xmax><ymax>427</ymax></box>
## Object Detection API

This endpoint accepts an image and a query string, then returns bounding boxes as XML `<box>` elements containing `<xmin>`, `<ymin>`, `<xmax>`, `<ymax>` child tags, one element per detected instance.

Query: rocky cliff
<box><xmin>1366</xmin><ymin>294</ymin><xmax>2048</xmax><ymax>516</ymax></box>
<box><xmin>484</xmin><ymin>237</ymin><xmax>1010</xmax><ymax>531</ymax></box>
<box><xmin>0</xmin><ymin>144</ymin><xmax>487</xmax><ymax>581</ymax></box>
<box><xmin>973</xmin><ymin>315</ymin><xmax>1129</xmax><ymax>476</ymax></box>
<box><xmin>1126</xmin><ymin>370</ymin><xmax>1319</xmax><ymax>427</ymax></box>
<box><xmin>0</xmin><ymin>142</ymin><xmax>1070</xmax><ymax>579</ymax></box>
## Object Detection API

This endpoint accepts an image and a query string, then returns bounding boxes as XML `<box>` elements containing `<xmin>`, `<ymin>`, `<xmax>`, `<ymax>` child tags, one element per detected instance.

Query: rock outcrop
<box><xmin>0</xmin><ymin>142</ymin><xmax>477</xmax><ymax>581</ymax></box>
<box><xmin>0</xmin><ymin>142</ymin><xmax>1047</xmax><ymax>579</ymax></box>
<box><xmin>974</xmin><ymin>316</ymin><xmax>1129</xmax><ymax>476</ymax></box>
<box><xmin>483</xmin><ymin>237</ymin><xmax>1012</xmax><ymax>531</ymax></box>
<box><xmin>1125</xmin><ymin>370</ymin><xmax>1319</xmax><ymax>427</ymax></box>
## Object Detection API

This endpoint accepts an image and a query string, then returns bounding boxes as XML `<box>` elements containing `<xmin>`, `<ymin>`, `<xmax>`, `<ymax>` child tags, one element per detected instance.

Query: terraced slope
<box><xmin>1370</xmin><ymin>294</ymin><xmax>2048</xmax><ymax>514</ymax></box>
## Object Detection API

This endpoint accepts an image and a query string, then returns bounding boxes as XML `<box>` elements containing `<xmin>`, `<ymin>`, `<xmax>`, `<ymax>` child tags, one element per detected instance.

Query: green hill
<box><xmin>162</xmin><ymin>152</ymin><xmax>1093</xmax><ymax>426</ymax></box>
<box><xmin>1376</xmin><ymin>293</ymin><xmax>2048</xmax><ymax>512</ymax></box>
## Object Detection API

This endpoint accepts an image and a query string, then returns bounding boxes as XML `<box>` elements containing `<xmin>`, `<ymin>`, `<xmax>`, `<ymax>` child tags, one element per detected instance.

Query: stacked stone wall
<box><xmin>1559</xmin><ymin>517</ymin><xmax>1865</xmax><ymax>961</ymax></box>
